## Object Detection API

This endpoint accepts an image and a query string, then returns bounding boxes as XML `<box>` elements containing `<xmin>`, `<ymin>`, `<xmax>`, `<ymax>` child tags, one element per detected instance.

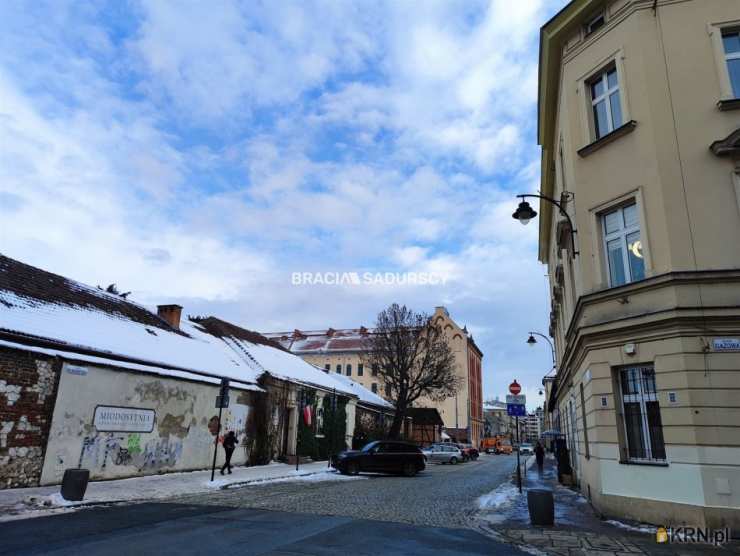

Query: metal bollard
<box><xmin>61</xmin><ymin>469</ymin><xmax>90</xmax><ymax>501</ymax></box>
<box><xmin>527</xmin><ymin>487</ymin><xmax>554</xmax><ymax>526</ymax></box>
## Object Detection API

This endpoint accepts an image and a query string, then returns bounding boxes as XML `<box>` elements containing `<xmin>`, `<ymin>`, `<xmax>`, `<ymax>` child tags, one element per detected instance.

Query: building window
<box><xmin>619</xmin><ymin>365</ymin><xmax>666</xmax><ymax>461</ymax></box>
<box><xmin>371</xmin><ymin>383</ymin><xmax>378</xmax><ymax>393</ymax></box>
<box><xmin>372</xmin><ymin>364</ymin><xmax>378</xmax><ymax>376</ymax></box>
<box><xmin>589</xmin><ymin>65</ymin><xmax>622</xmax><ymax>139</ymax></box>
<box><xmin>602</xmin><ymin>202</ymin><xmax>644</xmax><ymax>287</ymax></box>
<box><xmin>385</xmin><ymin>383</ymin><xmax>391</xmax><ymax>397</ymax></box>
<box><xmin>346</xmin><ymin>364</ymin><xmax>352</xmax><ymax>376</ymax></box>
<box><xmin>336</xmin><ymin>364</ymin><xmax>341</xmax><ymax>374</ymax></box>
<box><xmin>358</xmin><ymin>364</ymin><xmax>363</xmax><ymax>376</ymax></box>
<box><xmin>723</xmin><ymin>31</ymin><xmax>740</xmax><ymax>98</ymax></box>
<box><xmin>584</xmin><ymin>12</ymin><xmax>605</xmax><ymax>36</ymax></box>
<box><xmin>324</xmin><ymin>364</ymin><xmax>330</xmax><ymax>373</ymax></box>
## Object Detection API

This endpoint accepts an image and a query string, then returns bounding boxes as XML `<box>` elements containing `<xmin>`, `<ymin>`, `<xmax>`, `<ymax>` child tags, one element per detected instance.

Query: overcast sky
<box><xmin>1</xmin><ymin>0</ymin><xmax>565</xmax><ymax>408</ymax></box>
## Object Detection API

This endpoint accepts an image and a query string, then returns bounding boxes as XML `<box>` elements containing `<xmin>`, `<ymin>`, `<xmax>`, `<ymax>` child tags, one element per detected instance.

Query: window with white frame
<box><xmin>602</xmin><ymin>202</ymin><xmax>645</xmax><ymax>287</ymax></box>
<box><xmin>722</xmin><ymin>31</ymin><xmax>740</xmax><ymax>98</ymax></box>
<box><xmin>619</xmin><ymin>365</ymin><xmax>666</xmax><ymax>461</ymax></box>
<box><xmin>589</xmin><ymin>65</ymin><xmax>623</xmax><ymax>139</ymax></box>
<box><xmin>346</xmin><ymin>364</ymin><xmax>352</xmax><ymax>376</ymax></box>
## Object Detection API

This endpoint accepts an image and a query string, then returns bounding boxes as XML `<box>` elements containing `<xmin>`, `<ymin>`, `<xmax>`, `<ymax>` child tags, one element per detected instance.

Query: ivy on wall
<box><xmin>297</xmin><ymin>391</ymin><xmax>348</xmax><ymax>460</ymax></box>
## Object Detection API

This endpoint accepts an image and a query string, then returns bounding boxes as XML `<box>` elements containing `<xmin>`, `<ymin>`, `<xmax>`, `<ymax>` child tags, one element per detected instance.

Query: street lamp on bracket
<box><xmin>526</xmin><ymin>331</ymin><xmax>556</xmax><ymax>369</ymax></box>
<box><xmin>512</xmin><ymin>192</ymin><xmax>579</xmax><ymax>258</ymax></box>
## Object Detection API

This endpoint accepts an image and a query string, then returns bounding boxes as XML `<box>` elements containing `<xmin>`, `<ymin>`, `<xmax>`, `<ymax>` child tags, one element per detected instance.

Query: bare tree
<box><xmin>361</xmin><ymin>303</ymin><xmax>458</xmax><ymax>439</ymax></box>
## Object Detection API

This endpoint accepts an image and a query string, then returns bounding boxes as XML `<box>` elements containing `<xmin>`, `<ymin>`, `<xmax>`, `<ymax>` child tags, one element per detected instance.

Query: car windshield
<box><xmin>361</xmin><ymin>441</ymin><xmax>380</xmax><ymax>453</ymax></box>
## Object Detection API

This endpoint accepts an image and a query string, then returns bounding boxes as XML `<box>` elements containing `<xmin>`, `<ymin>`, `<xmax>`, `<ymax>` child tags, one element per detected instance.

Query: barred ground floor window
<box><xmin>618</xmin><ymin>365</ymin><xmax>666</xmax><ymax>462</ymax></box>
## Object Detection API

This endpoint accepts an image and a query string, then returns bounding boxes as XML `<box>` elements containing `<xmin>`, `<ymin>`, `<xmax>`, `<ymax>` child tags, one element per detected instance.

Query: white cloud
<box><xmin>0</xmin><ymin>0</ymin><xmax>564</xmax><ymax>407</ymax></box>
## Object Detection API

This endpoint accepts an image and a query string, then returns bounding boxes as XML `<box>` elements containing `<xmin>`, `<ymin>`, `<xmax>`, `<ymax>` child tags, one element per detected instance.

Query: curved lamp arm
<box><xmin>528</xmin><ymin>331</ymin><xmax>556</xmax><ymax>367</ymax></box>
<box><xmin>515</xmin><ymin>193</ymin><xmax>579</xmax><ymax>258</ymax></box>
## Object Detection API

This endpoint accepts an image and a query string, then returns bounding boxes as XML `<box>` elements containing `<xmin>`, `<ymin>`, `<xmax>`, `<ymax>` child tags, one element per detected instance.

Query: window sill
<box><xmin>577</xmin><ymin>120</ymin><xmax>637</xmax><ymax>157</ymax></box>
<box><xmin>717</xmin><ymin>98</ymin><xmax>740</xmax><ymax>111</ymax></box>
<box><xmin>618</xmin><ymin>459</ymin><xmax>668</xmax><ymax>467</ymax></box>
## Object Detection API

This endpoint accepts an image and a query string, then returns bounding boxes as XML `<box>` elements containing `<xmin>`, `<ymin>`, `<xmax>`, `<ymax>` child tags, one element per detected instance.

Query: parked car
<box><xmin>422</xmin><ymin>444</ymin><xmax>463</xmax><ymax>465</ymax></box>
<box><xmin>454</xmin><ymin>443</ymin><xmax>480</xmax><ymax>461</ymax></box>
<box><xmin>331</xmin><ymin>441</ymin><xmax>426</xmax><ymax>477</ymax></box>
<box><xmin>518</xmin><ymin>443</ymin><xmax>534</xmax><ymax>456</ymax></box>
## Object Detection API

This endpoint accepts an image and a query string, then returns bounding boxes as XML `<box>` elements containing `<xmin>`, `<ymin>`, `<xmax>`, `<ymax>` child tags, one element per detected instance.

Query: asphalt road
<box><xmin>0</xmin><ymin>454</ymin><xmax>521</xmax><ymax>555</ymax></box>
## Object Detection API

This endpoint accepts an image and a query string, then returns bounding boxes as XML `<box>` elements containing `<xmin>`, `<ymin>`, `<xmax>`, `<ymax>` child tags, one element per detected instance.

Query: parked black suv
<box><xmin>331</xmin><ymin>440</ymin><xmax>426</xmax><ymax>477</ymax></box>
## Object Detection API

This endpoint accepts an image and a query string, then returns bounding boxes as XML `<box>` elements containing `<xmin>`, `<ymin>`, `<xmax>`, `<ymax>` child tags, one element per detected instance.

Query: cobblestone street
<box><xmin>172</xmin><ymin>454</ymin><xmax>516</xmax><ymax>529</ymax></box>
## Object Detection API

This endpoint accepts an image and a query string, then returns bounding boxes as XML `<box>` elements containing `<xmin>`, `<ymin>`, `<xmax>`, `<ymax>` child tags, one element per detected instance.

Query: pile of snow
<box><xmin>224</xmin><ymin>469</ymin><xmax>365</xmax><ymax>488</ymax></box>
<box><xmin>477</xmin><ymin>482</ymin><xmax>520</xmax><ymax>510</ymax></box>
<box><xmin>605</xmin><ymin>519</ymin><xmax>657</xmax><ymax>534</ymax></box>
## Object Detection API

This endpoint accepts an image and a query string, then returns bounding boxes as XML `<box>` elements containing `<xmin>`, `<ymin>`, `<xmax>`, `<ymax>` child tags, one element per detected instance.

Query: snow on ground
<box><xmin>222</xmin><ymin>470</ymin><xmax>365</xmax><ymax>488</ymax></box>
<box><xmin>605</xmin><ymin>519</ymin><xmax>657</xmax><ymax>534</ymax></box>
<box><xmin>0</xmin><ymin>461</ymin><xmax>332</xmax><ymax>522</ymax></box>
<box><xmin>477</xmin><ymin>481</ymin><xmax>520</xmax><ymax>510</ymax></box>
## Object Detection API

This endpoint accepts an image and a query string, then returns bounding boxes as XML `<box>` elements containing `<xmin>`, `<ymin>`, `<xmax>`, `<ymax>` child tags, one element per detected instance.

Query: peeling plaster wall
<box><xmin>0</xmin><ymin>347</ymin><xmax>60</xmax><ymax>489</ymax></box>
<box><xmin>40</xmin><ymin>362</ymin><xmax>253</xmax><ymax>485</ymax></box>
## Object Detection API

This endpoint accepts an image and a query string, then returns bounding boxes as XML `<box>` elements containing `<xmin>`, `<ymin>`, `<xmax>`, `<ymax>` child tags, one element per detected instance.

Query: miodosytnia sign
<box><xmin>93</xmin><ymin>405</ymin><xmax>156</xmax><ymax>433</ymax></box>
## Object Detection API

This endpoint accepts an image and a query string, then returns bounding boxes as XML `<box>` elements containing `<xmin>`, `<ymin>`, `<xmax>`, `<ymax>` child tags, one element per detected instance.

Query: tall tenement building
<box><xmin>536</xmin><ymin>0</ymin><xmax>740</xmax><ymax>529</ymax></box>
<box><xmin>263</xmin><ymin>307</ymin><xmax>485</xmax><ymax>445</ymax></box>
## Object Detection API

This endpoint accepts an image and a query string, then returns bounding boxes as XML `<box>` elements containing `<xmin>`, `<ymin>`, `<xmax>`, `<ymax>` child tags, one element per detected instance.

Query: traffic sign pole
<box><xmin>210</xmin><ymin>379</ymin><xmax>229</xmax><ymax>482</ymax></box>
<box><xmin>516</xmin><ymin>415</ymin><xmax>522</xmax><ymax>493</ymax></box>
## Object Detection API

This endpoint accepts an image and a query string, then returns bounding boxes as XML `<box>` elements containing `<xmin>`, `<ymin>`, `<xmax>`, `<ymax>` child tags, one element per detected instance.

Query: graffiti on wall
<box><xmin>78</xmin><ymin>432</ymin><xmax>184</xmax><ymax>472</ymax></box>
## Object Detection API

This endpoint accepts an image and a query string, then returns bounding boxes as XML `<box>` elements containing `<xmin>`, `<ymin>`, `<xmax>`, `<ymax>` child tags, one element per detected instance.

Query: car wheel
<box><xmin>473</xmin><ymin>454</ymin><xmax>479</xmax><ymax>460</ymax></box>
<box><xmin>402</xmin><ymin>462</ymin><xmax>417</xmax><ymax>477</ymax></box>
<box><xmin>450</xmin><ymin>457</ymin><xmax>458</xmax><ymax>465</ymax></box>
<box><xmin>346</xmin><ymin>462</ymin><xmax>360</xmax><ymax>476</ymax></box>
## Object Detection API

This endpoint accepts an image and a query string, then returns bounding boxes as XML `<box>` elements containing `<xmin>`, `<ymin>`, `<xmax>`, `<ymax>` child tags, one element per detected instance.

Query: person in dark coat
<box><xmin>535</xmin><ymin>441</ymin><xmax>545</xmax><ymax>474</ymax></box>
<box><xmin>220</xmin><ymin>431</ymin><xmax>237</xmax><ymax>475</ymax></box>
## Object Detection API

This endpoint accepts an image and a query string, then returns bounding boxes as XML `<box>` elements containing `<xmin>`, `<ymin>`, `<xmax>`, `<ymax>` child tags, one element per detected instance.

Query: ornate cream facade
<box><xmin>538</xmin><ymin>0</ymin><xmax>740</xmax><ymax>529</ymax></box>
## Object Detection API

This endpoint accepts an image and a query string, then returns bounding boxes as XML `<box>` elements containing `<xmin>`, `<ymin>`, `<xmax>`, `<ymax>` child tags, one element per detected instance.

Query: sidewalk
<box><xmin>474</xmin><ymin>454</ymin><xmax>739</xmax><ymax>555</ymax></box>
<box><xmin>0</xmin><ymin>461</ymin><xmax>353</xmax><ymax>522</ymax></box>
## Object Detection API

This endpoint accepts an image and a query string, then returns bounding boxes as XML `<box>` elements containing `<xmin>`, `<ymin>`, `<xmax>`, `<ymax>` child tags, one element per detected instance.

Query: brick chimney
<box><xmin>157</xmin><ymin>304</ymin><xmax>183</xmax><ymax>330</ymax></box>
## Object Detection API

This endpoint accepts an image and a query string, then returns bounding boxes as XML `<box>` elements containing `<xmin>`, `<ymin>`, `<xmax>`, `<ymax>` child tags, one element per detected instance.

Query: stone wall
<box><xmin>0</xmin><ymin>347</ymin><xmax>60</xmax><ymax>488</ymax></box>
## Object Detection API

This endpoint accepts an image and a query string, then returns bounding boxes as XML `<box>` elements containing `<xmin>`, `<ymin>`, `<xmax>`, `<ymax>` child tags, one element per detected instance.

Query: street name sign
<box><xmin>506</xmin><ymin>394</ymin><xmax>526</xmax><ymax>405</ymax></box>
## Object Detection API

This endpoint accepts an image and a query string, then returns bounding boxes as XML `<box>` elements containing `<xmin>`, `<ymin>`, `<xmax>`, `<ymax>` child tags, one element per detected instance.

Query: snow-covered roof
<box><xmin>262</xmin><ymin>327</ymin><xmax>372</xmax><ymax>354</ymax></box>
<box><xmin>192</xmin><ymin>317</ymin><xmax>387</xmax><ymax>403</ymax></box>
<box><xmin>0</xmin><ymin>255</ymin><xmax>392</xmax><ymax>406</ymax></box>
<box><xmin>0</xmin><ymin>255</ymin><xmax>261</xmax><ymax>388</ymax></box>
<box><xmin>328</xmin><ymin>372</ymin><xmax>393</xmax><ymax>409</ymax></box>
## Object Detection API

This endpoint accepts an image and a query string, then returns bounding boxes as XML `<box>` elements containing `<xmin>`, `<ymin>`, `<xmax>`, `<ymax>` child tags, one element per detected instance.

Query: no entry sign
<box><xmin>509</xmin><ymin>380</ymin><xmax>521</xmax><ymax>395</ymax></box>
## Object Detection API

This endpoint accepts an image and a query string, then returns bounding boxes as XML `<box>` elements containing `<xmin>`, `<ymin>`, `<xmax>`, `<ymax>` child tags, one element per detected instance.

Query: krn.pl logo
<box><xmin>656</xmin><ymin>527</ymin><xmax>668</xmax><ymax>543</ymax></box>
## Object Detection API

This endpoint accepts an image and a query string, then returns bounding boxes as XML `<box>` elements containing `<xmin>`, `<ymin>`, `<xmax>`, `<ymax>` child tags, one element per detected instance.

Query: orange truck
<box><xmin>481</xmin><ymin>435</ymin><xmax>513</xmax><ymax>455</ymax></box>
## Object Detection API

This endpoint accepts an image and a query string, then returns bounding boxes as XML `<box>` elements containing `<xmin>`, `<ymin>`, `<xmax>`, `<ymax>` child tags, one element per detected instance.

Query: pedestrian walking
<box><xmin>220</xmin><ymin>430</ymin><xmax>237</xmax><ymax>475</ymax></box>
<box><xmin>535</xmin><ymin>441</ymin><xmax>545</xmax><ymax>474</ymax></box>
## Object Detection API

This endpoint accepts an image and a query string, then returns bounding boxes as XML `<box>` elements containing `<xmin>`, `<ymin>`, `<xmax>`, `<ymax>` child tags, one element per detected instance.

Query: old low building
<box><xmin>0</xmin><ymin>255</ymin><xmax>384</xmax><ymax>488</ymax></box>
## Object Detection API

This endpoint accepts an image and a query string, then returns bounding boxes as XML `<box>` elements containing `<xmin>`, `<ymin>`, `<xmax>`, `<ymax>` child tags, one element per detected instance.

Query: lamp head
<box><xmin>527</xmin><ymin>334</ymin><xmax>537</xmax><ymax>346</ymax></box>
<box><xmin>512</xmin><ymin>201</ymin><xmax>537</xmax><ymax>225</ymax></box>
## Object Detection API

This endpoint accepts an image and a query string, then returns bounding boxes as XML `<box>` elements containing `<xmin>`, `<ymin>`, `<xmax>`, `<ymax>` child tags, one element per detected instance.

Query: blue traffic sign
<box><xmin>507</xmin><ymin>403</ymin><xmax>526</xmax><ymax>417</ymax></box>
